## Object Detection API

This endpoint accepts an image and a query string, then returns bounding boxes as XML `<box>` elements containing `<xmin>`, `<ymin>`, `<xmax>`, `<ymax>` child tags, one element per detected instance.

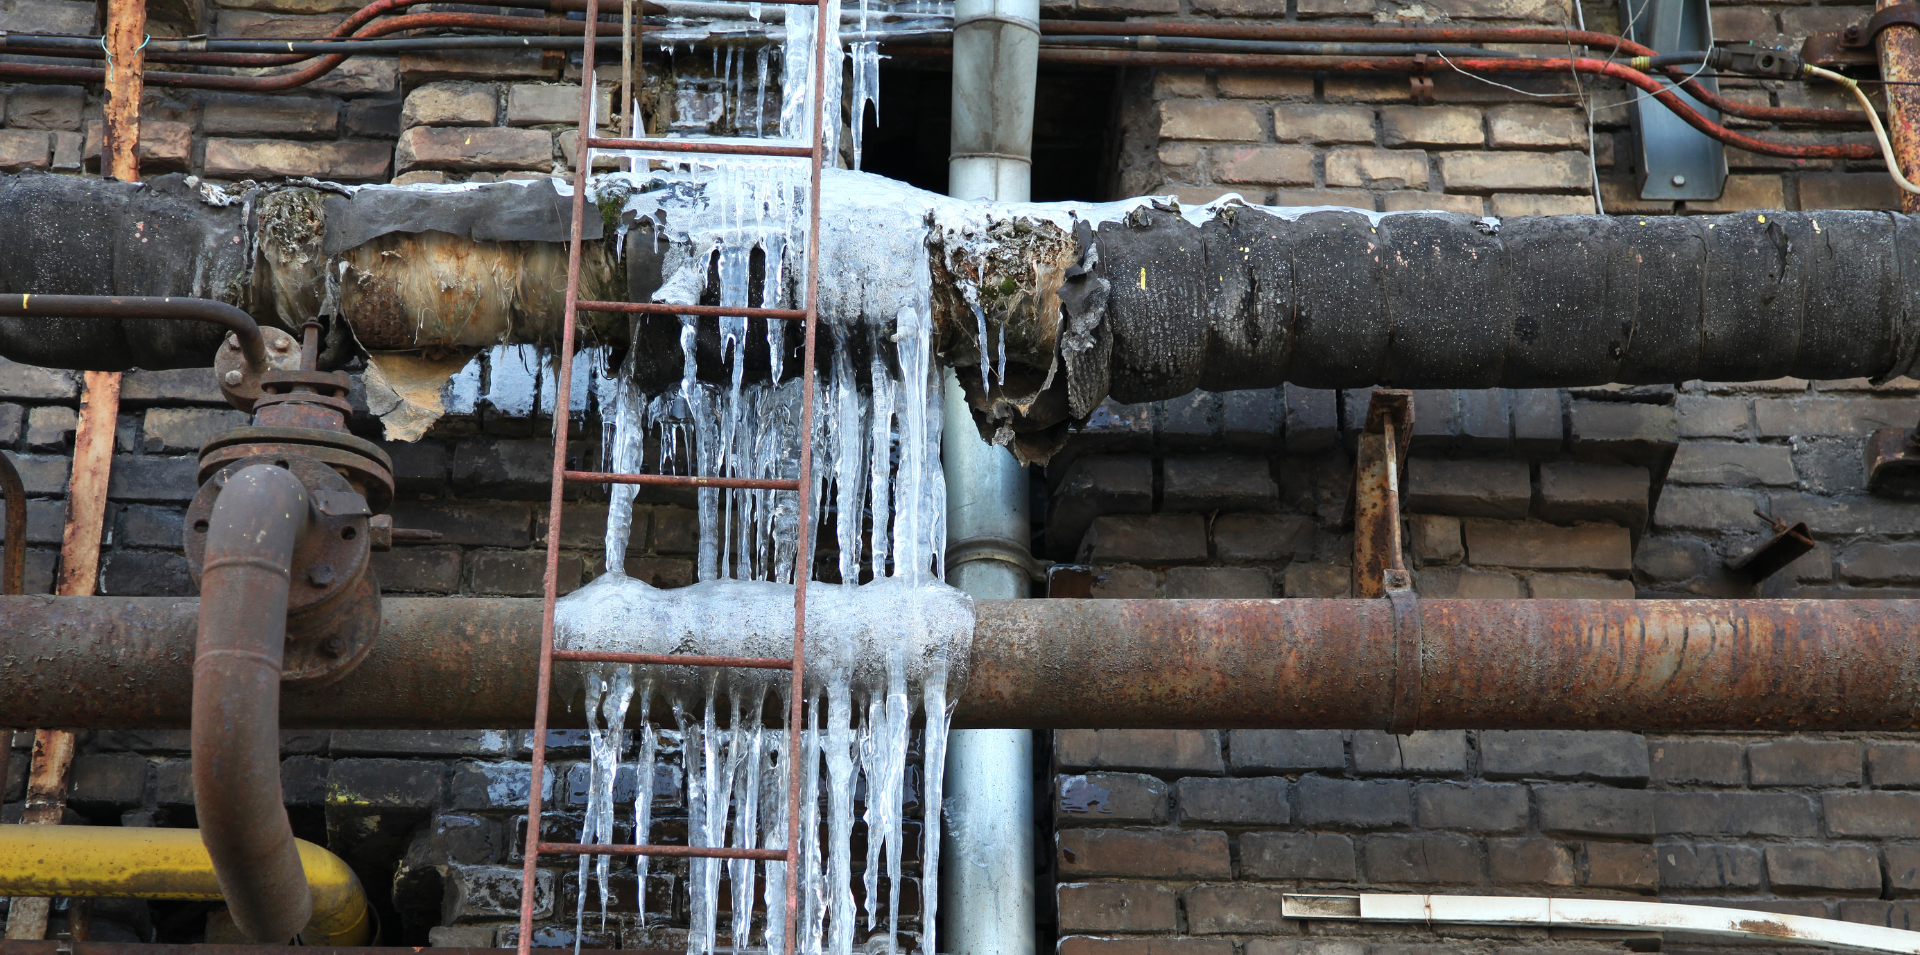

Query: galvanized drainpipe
<box><xmin>942</xmin><ymin>0</ymin><xmax>1040</xmax><ymax>949</ymax></box>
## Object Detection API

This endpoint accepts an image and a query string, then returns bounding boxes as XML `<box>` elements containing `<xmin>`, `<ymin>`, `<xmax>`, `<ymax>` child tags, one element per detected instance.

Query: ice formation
<box><xmin>551</xmin><ymin>7</ymin><xmax>975</xmax><ymax>952</ymax></box>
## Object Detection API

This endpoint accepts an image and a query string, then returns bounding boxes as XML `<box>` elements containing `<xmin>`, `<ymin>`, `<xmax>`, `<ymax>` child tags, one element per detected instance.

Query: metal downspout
<box><xmin>192</xmin><ymin>463</ymin><xmax>315</xmax><ymax>944</ymax></box>
<box><xmin>943</xmin><ymin>3</ymin><xmax>1040</xmax><ymax>947</ymax></box>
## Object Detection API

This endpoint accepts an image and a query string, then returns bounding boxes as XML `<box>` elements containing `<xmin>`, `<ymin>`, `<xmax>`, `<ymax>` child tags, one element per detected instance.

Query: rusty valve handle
<box><xmin>0</xmin><ymin>294</ymin><xmax>271</xmax><ymax>375</ymax></box>
<box><xmin>192</xmin><ymin>463</ymin><xmax>316</xmax><ymax>944</ymax></box>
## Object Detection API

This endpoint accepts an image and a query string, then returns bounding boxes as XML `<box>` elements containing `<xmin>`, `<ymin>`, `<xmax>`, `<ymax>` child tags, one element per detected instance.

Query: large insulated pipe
<box><xmin>944</xmin><ymin>0</ymin><xmax>1040</xmax><ymax>948</ymax></box>
<box><xmin>11</xmin><ymin>596</ymin><xmax>1920</xmax><ymax>731</ymax></box>
<box><xmin>0</xmin><ymin>827</ymin><xmax>371</xmax><ymax>946</ymax></box>
<box><xmin>192</xmin><ymin>465</ymin><xmax>315</xmax><ymax>944</ymax></box>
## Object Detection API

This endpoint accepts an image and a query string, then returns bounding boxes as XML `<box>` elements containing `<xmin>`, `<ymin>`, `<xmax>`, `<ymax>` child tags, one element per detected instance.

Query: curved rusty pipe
<box><xmin>0</xmin><ymin>452</ymin><xmax>24</xmax><ymax>596</ymax></box>
<box><xmin>0</xmin><ymin>295</ymin><xmax>269</xmax><ymax>375</ymax></box>
<box><xmin>192</xmin><ymin>464</ymin><xmax>313</xmax><ymax>944</ymax></box>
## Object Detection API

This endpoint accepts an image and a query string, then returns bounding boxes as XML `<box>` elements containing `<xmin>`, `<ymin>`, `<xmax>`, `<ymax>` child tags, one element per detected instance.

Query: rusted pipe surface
<box><xmin>0</xmin><ymin>451</ymin><xmax>25</xmax><ymax>596</ymax></box>
<box><xmin>192</xmin><ymin>464</ymin><xmax>313</xmax><ymax>944</ymax></box>
<box><xmin>1879</xmin><ymin>0</ymin><xmax>1920</xmax><ymax>212</ymax></box>
<box><xmin>9</xmin><ymin>597</ymin><xmax>1920</xmax><ymax>731</ymax></box>
<box><xmin>0</xmin><ymin>296</ymin><xmax>269</xmax><ymax>374</ymax></box>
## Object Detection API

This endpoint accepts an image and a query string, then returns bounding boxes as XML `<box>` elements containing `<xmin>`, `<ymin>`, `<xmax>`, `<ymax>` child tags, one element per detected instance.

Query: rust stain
<box><xmin>1732</xmin><ymin>918</ymin><xmax>1795</xmax><ymax>938</ymax></box>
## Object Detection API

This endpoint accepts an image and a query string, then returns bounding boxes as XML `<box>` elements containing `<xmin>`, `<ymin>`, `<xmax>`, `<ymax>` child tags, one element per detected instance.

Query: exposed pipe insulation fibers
<box><xmin>0</xmin><ymin>826</ymin><xmax>372</xmax><ymax>946</ymax></box>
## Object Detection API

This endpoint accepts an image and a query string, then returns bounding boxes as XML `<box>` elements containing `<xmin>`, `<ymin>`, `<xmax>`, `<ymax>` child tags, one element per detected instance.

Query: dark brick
<box><xmin>1458</xmin><ymin>389</ymin><xmax>1511</xmax><ymax>451</ymax></box>
<box><xmin>326</xmin><ymin>757</ymin><xmax>445</xmax><ymax>809</ymax></box>
<box><xmin>1767</xmin><ymin>845</ymin><xmax>1883</xmax><ymax>894</ymax></box>
<box><xmin>14</xmin><ymin>454</ymin><xmax>70</xmax><ymax>495</ymax></box>
<box><xmin>1869</xmin><ymin>743</ymin><xmax>1920</xmax><ymax>788</ymax></box>
<box><xmin>113</xmin><ymin>504</ymin><xmax>182</xmax><ymax>549</ymax></box>
<box><xmin>1078</xmin><ymin>514</ymin><xmax>1210</xmax><ymax>564</ymax></box>
<box><xmin>451</xmin><ymin>437</ymin><xmax>554</xmax><ymax>498</ymax></box>
<box><xmin>25</xmin><ymin>405</ymin><xmax>74</xmax><ymax>450</ymax></box>
<box><xmin>1658</xmin><ymin>843</ymin><xmax>1762</xmax><ymax>889</ymax></box>
<box><xmin>105</xmin><ymin>455</ymin><xmax>199</xmax><ymax>502</ymax></box>
<box><xmin>649</xmin><ymin>506</ymin><xmax>698</xmax><ymax>554</ymax></box>
<box><xmin>1175</xmin><ymin>777</ymin><xmax>1289</xmax><ymax>825</ymax></box>
<box><xmin>537</xmin><ymin>502</ymin><xmax>614</xmax><ymax>549</ymax></box>
<box><xmin>476</xmin><ymin>534</ymin><xmax>568</xmax><ymax>589</ymax></box>
<box><xmin>1057</xmin><ymin>883</ymin><xmax>1177</xmax><ymax>934</ymax></box>
<box><xmin>1055</xmin><ymin>730</ymin><xmax>1225</xmax><ymax>775</ymax></box>
<box><xmin>69</xmin><ymin>753</ymin><xmax>148</xmax><ymax>805</ymax></box>
<box><xmin>563</xmin><ymin>762</ymin><xmax>641</xmax><ymax>808</ymax></box>
<box><xmin>1046</xmin><ymin>455</ymin><xmax>1153</xmax><ymax>560</ymax></box>
<box><xmin>4</xmin><ymin>749</ymin><xmax>26</xmax><ymax>801</ymax></box>
<box><xmin>93</xmin><ymin>730</ymin><xmax>192</xmax><ymax>753</ymax></box>
<box><xmin>155</xmin><ymin>758</ymin><xmax>193</xmax><ymax>806</ymax></box>
<box><xmin>418</xmin><ymin>813</ymin><xmax>505</xmax><ymax>866</ymax></box>
<box><xmin>0</xmin><ymin>498</ymin><xmax>65</xmax><ymax>547</ymax></box>
<box><xmin>1410</xmin><ymin>390</ymin><xmax>1460</xmax><ymax>450</ymax></box>
<box><xmin>1511</xmin><ymin>389</ymin><xmax>1565</xmax><ymax>456</ymax></box>
<box><xmin>1056</xmin><ymin>829</ymin><xmax>1231</xmax><ymax>879</ymax></box>
<box><xmin>1157</xmin><ymin>392</ymin><xmax>1218</xmax><ymax>447</ymax></box>
<box><xmin>138</xmin><ymin>408</ymin><xmax>249</xmax><ymax>453</ymax></box>
<box><xmin>346</xmin><ymin>98</ymin><xmax>403</xmax><ymax>138</ymax></box>
<box><xmin>1361</xmin><ymin>833</ymin><xmax>1484</xmax><ymax>884</ymax></box>
<box><xmin>1415</xmin><ymin>783</ymin><xmax>1528</xmax><ymax>833</ymax></box>
<box><xmin>1536</xmin><ymin>787</ymin><xmax>1654</xmax><ymax>840</ymax></box>
<box><xmin>1240</xmin><ymin>832</ymin><xmax>1356</xmax><ymax>880</ymax></box>
<box><xmin>1888</xmin><ymin>845</ymin><xmax>1920</xmax><ymax>895</ymax></box>
<box><xmin>1163</xmin><ymin>455</ymin><xmax>1278</xmax><ymax>512</ymax></box>
<box><xmin>1536</xmin><ymin>462</ymin><xmax>1650</xmax><ymax>529</ymax></box>
<box><xmin>332</xmin><ymin>730</ymin><xmax>513</xmax><ymax>757</ymax></box>
<box><xmin>1229</xmin><ymin>730</ymin><xmax>1345</xmax><ymax>773</ymax></box>
<box><xmin>449</xmin><ymin>761</ymin><xmax>552</xmax><ymax>811</ymax></box>
<box><xmin>386</xmin><ymin>440</ymin><xmax>450</xmax><ymax>494</ymax></box>
<box><xmin>1163</xmin><ymin>566</ymin><xmax>1271</xmax><ymax>598</ymax></box>
<box><xmin>1651</xmin><ymin>738</ymin><xmax>1744</xmax><ymax>786</ymax></box>
<box><xmin>0</xmin><ymin>358</ymin><xmax>76</xmax><ymax>400</ymax></box>
<box><xmin>99</xmin><ymin>551</ymin><xmax>194</xmax><ymax>596</ymax></box>
<box><xmin>444</xmin><ymin>864</ymin><xmax>554</xmax><ymax>923</ymax></box>
<box><xmin>1183</xmin><ymin>883</ymin><xmax>1294</xmax><ymax>934</ymax></box>
<box><xmin>1839</xmin><ymin>900</ymin><xmax>1920</xmax><ymax>930</ymax></box>
<box><xmin>1570</xmin><ymin>401</ymin><xmax>1679</xmax><ymax>457</ymax></box>
<box><xmin>119</xmin><ymin>368</ymin><xmax>225</xmax><ymax>405</ymax></box>
<box><xmin>1748</xmin><ymin>739</ymin><xmax>1862</xmax><ymax>786</ymax></box>
<box><xmin>1656</xmin><ymin>792</ymin><xmax>1819</xmax><ymax>837</ymax></box>
<box><xmin>1059</xmin><ymin>938</ymin><xmax>1233</xmax><ymax>955</ymax></box>
<box><xmin>1352</xmin><ymin>730</ymin><xmax>1468</xmax><ymax>775</ymax></box>
<box><xmin>1405</xmin><ymin>458</ymin><xmax>1530</xmax><ymax>518</ymax></box>
<box><xmin>625</xmin><ymin>556</ymin><xmax>693</xmax><ymax>588</ymax></box>
<box><xmin>1583</xmin><ymin>842</ymin><xmax>1657</xmax><ymax>890</ymax></box>
<box><xmin>1283</xmin><ymin>385</ymin><xmax>1338</xmax><ymax>452</ymax></box>
<box><xmin>0</xmin><ymin>404</ymin><xmax>24</xmax><ymax>445</ymax></box>
<box><xmin>282</xmin><ymin>756</ymin><xmax>332</xmax><ymax>805</ymax></box>
<box><xmin>1826</xmin><ymin>792</ymin><xmax>1920</xmax><ymax>838</ymax></box>
<box><xmin>372</xmin><ymin>547</ymin><xmax>463</xmax><ymax>593</ymax></box>
<box><xmin>1489</xmin><ymin>838</ymin><xmax>1575</xmax><ymax>885</ymax></box>
<box><xmin>1212</xmin><ymin>513</ymin><xmax>1314</xmax><ymax>562</ymax></box>
<box><xmin>1294</xmin><ymin>776</ymin><xmax>1411</xmax><ymax>829</ymax></box>
<box><xmin>1058</xmin><ymin>773</ymin><xmax>1169</xmax><ymax>825</ymax></box>
<box><xmin>386</xmin><ymin>501</ymin><xmax>532</xmax><ymax>547</ymax></box>
<box><xmin>1222</xmin><ymin>389</ymin><xmax>1281</xmax><ymax>451</ymax></box>
<box><xmin>1246</xmin><ymin>944</ymin><xmax>1366</xmax><ymax>955</ymax></box>
<box><xmin>1479</xmin><ymin>730</ymin><xmax>1649</xmax><ymax>783</ymax></box>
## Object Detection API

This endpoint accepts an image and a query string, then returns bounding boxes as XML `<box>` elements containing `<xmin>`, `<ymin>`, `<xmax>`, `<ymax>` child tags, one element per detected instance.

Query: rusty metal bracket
<box><xmin>1386</xmin><ymin>581</ymin><xmax>1422</xmax><ymax>735</ymax></box>
<box><xmin>1845</xmin><ymin>2</ymin><xmax>1920</xmax><ymax>46</ymax></box>
<box><xmin>1726</xmin><ymin>508</ymin><xmax>1816</xmax><ymax>583</ymax></box>
<box><xmin>1866</xmin><ymin>425</ymin><xmax>1920</xmax><ymax>497</ymax></box>
<box><xmin>1350</xmin><ymin>390</ymin><xmax>1412</xmax><ymax>599</ymax></box>
<box><xmin>1805</xmin><ymin>3</ymin><xmax>1919</xmax><ymax>67</ymax></box>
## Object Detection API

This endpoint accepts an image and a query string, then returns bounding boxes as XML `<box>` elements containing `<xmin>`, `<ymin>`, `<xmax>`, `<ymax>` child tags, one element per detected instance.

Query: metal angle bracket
<box><xmin>1626</xmin><ymin>0</ymin><xmax>1729</xmax><ymax>200</ymax></box>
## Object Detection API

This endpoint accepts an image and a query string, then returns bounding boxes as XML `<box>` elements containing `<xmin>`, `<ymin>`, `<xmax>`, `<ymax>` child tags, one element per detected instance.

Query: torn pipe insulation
<box><xmin>6</xmin><ymin>171</ymin><xmax>1920</xmax><ymax>464</ymax></box>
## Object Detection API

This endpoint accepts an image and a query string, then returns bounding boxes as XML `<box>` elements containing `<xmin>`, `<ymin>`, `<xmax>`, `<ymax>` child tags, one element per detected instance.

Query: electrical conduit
<box><xmin>191</xmin><ymin>464</ymin><xmax>316</xmax><ymax>944</ymax></box>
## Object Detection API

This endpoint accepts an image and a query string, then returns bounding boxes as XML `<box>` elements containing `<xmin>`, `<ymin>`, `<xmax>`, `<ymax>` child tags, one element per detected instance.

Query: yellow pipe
<box><xmin>0</xmin><ymin>825</ymin><xmax>371</xmax><ymax>945</ymax></box>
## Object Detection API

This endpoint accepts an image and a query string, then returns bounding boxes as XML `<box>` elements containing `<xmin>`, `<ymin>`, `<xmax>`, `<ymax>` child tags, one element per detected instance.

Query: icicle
<box><xmin>634</xmin><ymin>677</ymin><xmax>656</xmax><ymax>928</ymax></box>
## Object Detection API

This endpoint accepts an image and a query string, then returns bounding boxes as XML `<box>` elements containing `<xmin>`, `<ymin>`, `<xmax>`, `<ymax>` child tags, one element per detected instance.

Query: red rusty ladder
<box><xmin>514</xmin><ymin>0</ymin><xmax>833</xmax><ymax>950</ymax></box>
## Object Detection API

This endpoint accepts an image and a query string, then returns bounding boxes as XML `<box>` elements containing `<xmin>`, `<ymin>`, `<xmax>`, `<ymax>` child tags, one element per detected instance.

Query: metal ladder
<box><xmin>514</xmin><ymin>0</ymin><xmax>833</xmax><ymax>949</ymax></box>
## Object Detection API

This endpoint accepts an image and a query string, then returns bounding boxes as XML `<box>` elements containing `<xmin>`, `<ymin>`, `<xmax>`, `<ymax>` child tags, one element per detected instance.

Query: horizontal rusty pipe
<box><xmin>1034</xmin><ymin>18</ymin><xmax>1867</xmax><ymax>127</ymax></box>
<box><xmin>193</xmin><ymin>464</ymin><xmax>313</xmax><ymax>944</ymax></box>
<box><xmin>0</xmin><ymin>295</ymin><xmax>269</xmax><ymax>374</ymax></box>
<box><xmin>6</xmin><ymin>596</ymin><xmax>1920</xmax><ymax>731</ymax></box>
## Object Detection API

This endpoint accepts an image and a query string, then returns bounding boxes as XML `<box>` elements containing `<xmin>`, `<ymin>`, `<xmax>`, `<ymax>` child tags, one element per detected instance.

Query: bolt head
<box><xmin>321</xmin><ymin>634</ymin><xmax>347</xmax><ymax>658</ymax></box>
<box><xmin>308</xmin><ymin>564</ymin><xmax>336</xmax><ymax>587</ymax></box>
<box><xmin>1671</xmin><ymin>174</ymin><xmax>1688</xmax><ymax>186</ymax></box>
<box><xmin>222</xmin><ymin>370</ymin><xmax>243</xmax><ymax>386</ymax></box>
<box><xmin>273</xmin><ymin>339</ymin><xmax>291</xmax><ymax>352</ymax></box>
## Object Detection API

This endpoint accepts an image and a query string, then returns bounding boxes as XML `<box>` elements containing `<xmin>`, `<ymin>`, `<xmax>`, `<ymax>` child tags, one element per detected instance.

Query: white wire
<box><xmin>1806</xmin><ymin>64</ymin><xmax>1920</xmax><ymax>195</ymax></box>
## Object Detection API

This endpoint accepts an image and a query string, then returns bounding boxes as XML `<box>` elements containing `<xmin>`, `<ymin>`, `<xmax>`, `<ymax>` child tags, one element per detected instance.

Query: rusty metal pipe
<box><xmin>0</xmin><ymin>452</ymin><xmax>25</xmax><ymax>597</ymax></box>
<box><xmin>0</xmin><ymin>296</ymin><xmax>269</xmax><ymax>375</ymax></box>
<box><xmin>9</xmin><ymin>596</ymin><xmax>1920</xmax><ymax>732</ymax></box>
<box><xmin>192</xmin><ymin>464</ymin><xmax>313</xmax><ymax>944</ymax></box>
<box><xmin>1877</xmin><ymin>0</ymin><xmax>1920</xmax><ymax>212</ymax></box>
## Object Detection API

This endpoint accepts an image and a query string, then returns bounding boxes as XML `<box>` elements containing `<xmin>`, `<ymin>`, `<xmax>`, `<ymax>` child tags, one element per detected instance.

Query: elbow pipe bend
<box><xmin>0</xmin><ymin>825</ymin><xmax>370</xmax><ymax>945</ymax></box>
<box><xmin>0</xmin><ymin>294</ymin><xmax>270</xmax><ymax>374</ymax></box>
<box><xmin>192</xmin><ymin>463</ymin><xmax>314</xmax><ymax>944</ymax></box>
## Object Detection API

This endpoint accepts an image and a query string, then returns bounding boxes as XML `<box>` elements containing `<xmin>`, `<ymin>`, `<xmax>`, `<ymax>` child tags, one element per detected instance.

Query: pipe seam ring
<box><xmin>949</xmin><ymin>151</ymin><xmax>1035</xmax><ymax>164</ymax></box>
<box><xmin>1387</xmin><ymin>585</ymin><xmax>1422</xmax><ymax>735</ymax></box>
<box><xmin>952</xmin><ymin>11</ymin><xmax>1040</xmax><ymax>30</ymax></box>
<box><xmin>946</xmin><ymin>535</ymin><xmax>1050</xmax><ymax>581</ymax></box>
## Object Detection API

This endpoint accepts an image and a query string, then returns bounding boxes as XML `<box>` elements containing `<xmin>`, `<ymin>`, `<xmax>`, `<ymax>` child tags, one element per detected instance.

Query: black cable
<box><xmin>1036</xmin><ymin>34</ymin><xmax>1528</xmax><ymax>59</ymax></box>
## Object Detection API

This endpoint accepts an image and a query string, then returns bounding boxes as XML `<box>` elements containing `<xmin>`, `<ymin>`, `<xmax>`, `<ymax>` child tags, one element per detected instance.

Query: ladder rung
<box><xmin>564</xmin><ymin>471</ymin><xmax>800</xmax><ymax>490</ymax></box>
<box><xmin>553</xmin><ymin>649</ymin><xmax>795</xmax><ymax>670</ymax></box>
<box><xmin>540</xmin><ymin>842</ymin><xmax>791</xmax><ymax>861</ymax></box>
<box><xmin>577</xmin><ymin>300</ymin><xmax>807</xmax><ymax>321</ymax></box>
<box><xmin>584</xmin><ymin>136</ymin><xmax>812</xmax><ymax>158</ymax></box>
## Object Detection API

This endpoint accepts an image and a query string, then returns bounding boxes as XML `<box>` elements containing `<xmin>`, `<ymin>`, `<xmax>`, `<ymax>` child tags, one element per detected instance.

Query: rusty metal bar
<box><xmin>1</xmin><ymin>451</ymin><xmax>25</xmax><ymax>597</ymax></box>
<box><xmin>1350</xmin><ymin>391</ymin><xmax>1410</xmax><ymax>600</ymax></box>
<box><xmin>552</xmin><ymin>649</ymin><xmax>795</xmax><ymax>668</ymax></box>
<box><xmin>538</xmin><ymin>842</ymin><xmax>790</xmax><ymax>860</ymax></box>
<box><xmin>2</xmin><ymin>730</ymin><xmax>77</xmax><ymax>940</ymax></box>
<box><xmin>12</xmin><ymin>597</ymin><xmax>1920</xmax><ymax>732</ymax></box>
<box><xmin>563</xmin><ymin>470</ymin><xmax>801</xmax><ymax>490</ymax></box>
<box><xmin>574</xmin><ymin>300</ymin><xmax>808</xmax><ymax>320</ymax></box>
<box><xmin>101</xmin><ymin>0</ymin><xmax>144</xmax><ymax>180</ymax></box>
<box><xmin>1878</xmin><ymin>0</ymin><xmax>1920</xmax><ymax>213</ymax></box>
